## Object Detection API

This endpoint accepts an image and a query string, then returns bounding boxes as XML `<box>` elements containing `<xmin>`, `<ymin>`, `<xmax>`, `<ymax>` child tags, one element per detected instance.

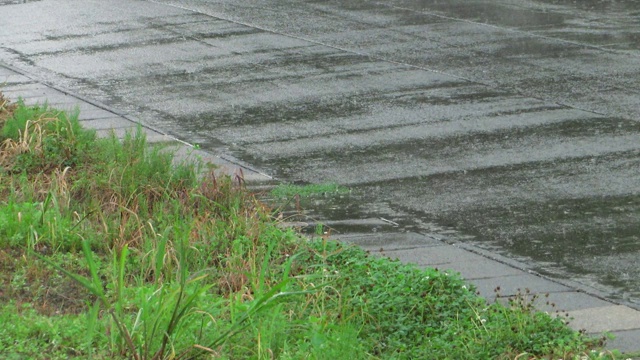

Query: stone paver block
<box><xmin>444</xmin><ymin>258</ymin><xmax>524</xmax><ymax>280</ymax></box>
<box><xmin>381</xmin><ymin>245</ymin><xmax>488</xmax><ymax>266</ymax></box>
<box><xmin>80</xmin><ymin>117</ymin><xmax>135</xmax><ymax>130</ymax></box>
<box><xmin>171</xmin><ymin>146</ymin><xmax>273</xmax><ymax>182</ymax></box>
<box><xmin>6</xmin><ymin>96</ymin><xmax>50</xmax><ymax>106</ymax></box>
<box><xmin>78</xmin><ymin>108</ymin><xmax>121</xmax><ymax>120</ymax></box>
<box><xmin>337</xmin><ymin>232</ymin><xmax>444</xmax><ymax>250</ymax></box>
<box><xmin>569</xmin><ymin>305</ymin><xmax>640</xmax><ymax>333</ymax></box>
<box><xmin>47</xmin><ymin>101</ymin><xmax>100</xmax><ymax>113</ymax></box>
<box><xmin>606</xmin><ymin>328</ymin><xmax>640</xmax><ymax>354</ymax></box>
<box><xmin>0</xmin><ymin>74</ymin><xmax>31</xmax><ymax>84</ymax></box>
<box><xmin>454</xmin><ymin>243</ymin><xmax>534</xmax><ymax>272</ymax></box>
<box><xmin>13</xmin><ymin>96</ymin><xmax>81</xmax><ymax>111</ymax></box>
<box><xmin>0</xmin><ymin>84</ymin><xmax>49</xmax><ymax>102</ymax></box>
<box><xmin>96</xmin><ymin>127</ymin><xmax>137</xmax><ymax>138</ymax></box>
<box><xmin>0</xmin><ymin>67</ymin><xmax>14</xmax><ymax>76</ymax></box>
<box><xmin>11</xmin><ymin>88</ymin><xmax>59</xmax><ymax>98</ymax></box>
<box><xmin>470</xmin><ymin>273</ymin><xmax>571</xmax><ymax>299</ymax></box>
<box><xmin>315</xmin><ymin>219</ymin><xmax>397</xmax><ymax>234</ymax></box>
<box><xmin>0</xmin><ymin>82</ymin><xmax>45</xmax><ymax>93</ymax></box>
<box><xmin>522</xmin><ymin>291</ymin><xmax>615</xmax><ymax>313</ymax></box>
<box><xmin>23</xmin><ymin>94</ymin><xmax>73</xmax><ymax>102</ymax></box>
<box><xmin>0</xmin><ymin>88</ymin><xmax>52</xmax><ymax>100</ymax></box>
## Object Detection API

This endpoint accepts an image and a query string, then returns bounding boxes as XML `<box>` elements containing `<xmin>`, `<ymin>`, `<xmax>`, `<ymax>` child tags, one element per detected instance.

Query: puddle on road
<box><xmin>257</xmin><ymin>186</ymin><xmax>399</xmax><ymax>236</ymax></box>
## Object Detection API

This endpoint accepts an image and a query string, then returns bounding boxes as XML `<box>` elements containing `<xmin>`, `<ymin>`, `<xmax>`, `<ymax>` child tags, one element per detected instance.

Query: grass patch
<box><xmin>270</xmin><ymin>183</ymin><xmax>349</xmax><ymax>198</ymax></box>
<box><xmin>0</xmin><ymin>94</ymin><xmax>623</xmax><ymax>359</ymax></box>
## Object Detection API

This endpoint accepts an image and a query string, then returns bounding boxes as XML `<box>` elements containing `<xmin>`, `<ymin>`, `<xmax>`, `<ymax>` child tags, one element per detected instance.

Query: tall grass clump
<box><xmin>1</xmin><ymin>101</ymin><xmax>94</xmax><ymax>173</ymax></box>
<box><xmin>0</xmin><ymin>98</ymin><xmax>306</xmax><ymax>359</ymax></box>
<box><xmin>0</xmin><ymin>95</ymin><xmax>620</xmax><ymax>359</ymax></box>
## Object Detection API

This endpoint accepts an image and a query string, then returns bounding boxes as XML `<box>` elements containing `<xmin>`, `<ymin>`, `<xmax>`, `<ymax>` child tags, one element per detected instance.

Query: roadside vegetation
<box><xmin>0</xmin><ymin>92</ymin><xmax>622</xmax><ymax>359</ymax></box>
<box><xmin>270</xmin><ymin>183</ymin><xmax>349</xmax><ymax>199</ymax></box>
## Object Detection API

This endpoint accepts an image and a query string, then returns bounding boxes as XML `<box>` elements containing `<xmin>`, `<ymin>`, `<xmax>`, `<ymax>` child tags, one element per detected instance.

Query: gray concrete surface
<box><xmin>2</xmin><ymin>0</ymin><xmax>640</xmax><ymax>353</ymax></box>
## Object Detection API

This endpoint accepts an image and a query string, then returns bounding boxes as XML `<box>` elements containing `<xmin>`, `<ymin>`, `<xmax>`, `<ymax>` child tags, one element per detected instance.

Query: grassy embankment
<box><xmin>0</xmin><ymin>92</ymin><xmax>621</xmax><ymax>359</ymax></box>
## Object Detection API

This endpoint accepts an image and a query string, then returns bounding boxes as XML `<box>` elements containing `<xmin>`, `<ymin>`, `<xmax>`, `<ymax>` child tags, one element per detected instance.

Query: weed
<box><xmin>0</xmin><ymin>302</ymin><xmax>104</xmax><ymax>360</ymax></box>
<box><xmin>270</xmin><ymin>183</ymin><xmax>349</xmax><ymax>198</ymax></box>
<box><xmin>0</xmin><ymin>92</ymin><xmax>17</xmax><ymax>125</ymax></box>
<box><xmin>0</xmin><ymin>101</ymin><xmax>94</xmax><ymax>173</ymax></box>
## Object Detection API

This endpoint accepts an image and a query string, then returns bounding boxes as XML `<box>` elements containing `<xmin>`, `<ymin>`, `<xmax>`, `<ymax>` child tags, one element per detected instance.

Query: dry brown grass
<box><xmin>0</xmin><ymin>91</ymin><xmax>17</xmax><ymax>125</ymax></box>
<box><xmin>0</xmin><ymin>115</ymin><xmax>69</xmax><ymax>170</ymax></box>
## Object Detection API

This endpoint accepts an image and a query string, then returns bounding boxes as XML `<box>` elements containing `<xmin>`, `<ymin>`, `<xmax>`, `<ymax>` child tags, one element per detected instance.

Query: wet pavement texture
<box><xmin>1</xmin><ymin>0</ymin><xmax>640</xmax><ymax>307</ymax></box>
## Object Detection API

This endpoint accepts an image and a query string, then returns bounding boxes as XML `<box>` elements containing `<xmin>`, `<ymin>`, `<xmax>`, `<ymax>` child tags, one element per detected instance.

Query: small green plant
<box><xmin>35</xmin><ymin>228</ymin><xmax>314</xmax><ymax>359</ymax></box>
<box><xmin>270</xmin><ymin>183</ymin><xmax>349</xmax><ymax>198</ymax></box>
<box><xmin>291</xmin><ymin>240</ymin><xmax>612</xmax><ymax>359</ymax></box>
<box><xmin>0</xmin><ymin>302</ymin><xmax>100</xmax><ymax>360</ymax></box>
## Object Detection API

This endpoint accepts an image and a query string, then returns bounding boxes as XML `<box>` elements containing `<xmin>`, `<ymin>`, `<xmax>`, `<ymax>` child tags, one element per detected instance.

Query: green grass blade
<box><xmin>31</xmin><ymin>251</ymin><xmax>101</xmax><ymax>298</ymax></box>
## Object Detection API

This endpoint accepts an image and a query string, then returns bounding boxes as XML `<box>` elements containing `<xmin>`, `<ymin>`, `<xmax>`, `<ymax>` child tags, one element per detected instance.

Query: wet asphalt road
<box><xmin>1</xmin><ymin>0</ymin><xmax>639</xmax><ymax>305</ymax></box>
